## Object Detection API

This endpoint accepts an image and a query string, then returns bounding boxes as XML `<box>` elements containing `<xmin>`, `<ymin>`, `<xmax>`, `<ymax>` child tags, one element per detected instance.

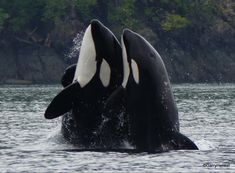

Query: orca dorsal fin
<box><xmin>168</xmin><ymin>131</ymin><xmax>198</xmax><ymax>150</ymax></box>
<box><xmin>44</xmin><ymin>82</ymin><xmax>81</xmax><ymax>119</ymax></box>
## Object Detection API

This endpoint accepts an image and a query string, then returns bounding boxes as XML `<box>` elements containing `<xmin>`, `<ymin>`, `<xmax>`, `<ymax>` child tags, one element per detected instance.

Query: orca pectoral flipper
<box><xmin>169</xmin><ymin>131</ymin><xmax>198</xmax><ymax>150</ymax></box>
<box><xmin>45</xmin><ymin>82</ymin><xmax>81</xmax><ymax>119</ymax></box>
<box><xmin>61</xmin><ymin>64</ymin><xmax>77</xmax><ymax>87</ymax></box>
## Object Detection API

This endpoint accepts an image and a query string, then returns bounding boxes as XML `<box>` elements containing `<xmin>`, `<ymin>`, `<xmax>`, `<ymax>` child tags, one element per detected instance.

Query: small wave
<box><xmin>17</xmin><ymin>124</ymin><xmax>76</xmax><ymax>152</ymax></box>
<box><xmin>194</xmin><ymin>139</ymin><xmax>216</xmax><ymax>150</ymax></box>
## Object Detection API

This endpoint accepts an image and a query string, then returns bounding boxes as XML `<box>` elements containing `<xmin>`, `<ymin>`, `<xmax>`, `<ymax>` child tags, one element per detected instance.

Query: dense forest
<box><xmin>0</xmin><ymin>0</ymin><xmax>234</xmax><ymax>84</ymax></box>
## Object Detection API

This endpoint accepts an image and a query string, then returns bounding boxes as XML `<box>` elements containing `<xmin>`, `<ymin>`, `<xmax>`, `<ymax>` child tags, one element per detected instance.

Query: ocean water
<box><xmin>0</xmin><ymin>84</ymin><xmax>234</xmax><ymax>172</ymax></box>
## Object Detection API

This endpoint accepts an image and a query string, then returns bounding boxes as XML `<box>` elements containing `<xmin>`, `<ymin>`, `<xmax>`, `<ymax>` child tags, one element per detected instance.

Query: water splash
<box><xmin>67</xmin><ymin>31</ymin><xmax>85</xmax><ymax>60</ymax></box>
<box><xmin>195</xmin><ymin>139</ymin><xmax>216</xmax><ymax>150</ymax></box>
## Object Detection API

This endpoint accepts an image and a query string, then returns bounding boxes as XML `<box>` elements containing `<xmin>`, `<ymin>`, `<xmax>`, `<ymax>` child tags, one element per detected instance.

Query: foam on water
<box><xmin>195</xmin><ymin>139</ymin><xmax>216</xmax><ymax>150</ymax></box>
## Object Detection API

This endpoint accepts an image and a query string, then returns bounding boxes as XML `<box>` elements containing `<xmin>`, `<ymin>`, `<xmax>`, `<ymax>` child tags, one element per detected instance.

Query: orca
<box><xmin>61</xmin><ymin>64</ymin><xmax>76</xmax><ymax>88</ymax></box>
<box><xmin>106</xmin><ymin>29</ymin><xmax>198</xmax><ymax>151</ymax></box>
<box><xmin>44</xmin><ymin>20</ymin><xmax>124</xmax><ymax>147</ymax></box>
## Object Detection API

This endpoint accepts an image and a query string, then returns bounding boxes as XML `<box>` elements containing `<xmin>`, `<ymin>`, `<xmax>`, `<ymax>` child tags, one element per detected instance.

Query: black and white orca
<box><xmin>106</xmin><ymin>29</ymin><xmax>198</xmax><ymax>151</ymax></box>
<box><xmin>61</xmin><ymin>64</ymin><xmax>77</xmax><ymax>88</ymax></box>
<box><xmin>45</xmin><ymin>20</ymin><xmax>123</xmax><ymax>146</ymax></box>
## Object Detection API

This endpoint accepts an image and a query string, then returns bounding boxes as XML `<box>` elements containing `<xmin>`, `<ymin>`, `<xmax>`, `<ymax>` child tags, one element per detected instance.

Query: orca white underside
<box><xmin>73</xmin><ymin>25</ymin><xmax>97</xmax><ymax>88</ymax></box>
<box><xmin>121</xmin><ymin>36</ymin><xmax>130</xmax><ymax>88</ymax></box>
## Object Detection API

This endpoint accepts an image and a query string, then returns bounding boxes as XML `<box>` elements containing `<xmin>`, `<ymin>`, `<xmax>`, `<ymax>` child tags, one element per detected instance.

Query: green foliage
<box><xmin>76</xmin><ymin>0</ymin><xmax>97</xmax><ymax>21</ymax></box>
<box><xmin>43</xmin><ymin>0</ymin><xmax>70</xmax><ymax>22</ymax></box>
<box><xmin>173</xmin><ymin>0</ymin><xmax>190</xmax><ymax>14</ymax></box>
<box><xmin>144</xmin><ymin>7</ymin><xmax>160</xmax><ymax>22</ymax></box>
<box><xmin>139</xmin><ymin>0</ymin><xmax>217</xmax><ymax>31</ymax></box>
<box><xmin>108</xmin><ymin>0</ymin><xmax>137</xmax><ymax>28</ymax></box>
<box><xmin>186</xmin><ymin>0</ymin><xmax>216</xmax><ymax>32</ymax></box>
<box><xmin>0</xmin><ymin>0</ymin><xmax>229</xmax><ymax>46</ymax></box>
<box><xmin>0</xmin><ymin>8</ymin><xmax>9</xmax><ymax>31</ymax></box>
<box><xmin>161</xmin><ymin>14</ymin><xmax>191</xmax><ymax>31</ymax></box>
<box><xmin>188</xmin><ymin>0</ymin><xmax>215</xmax><ymax>19</ymax></box>
<box><xmin>0</xmin><ymin>0</ymin><xmax>45</xmax><ymax>32</ymax></box>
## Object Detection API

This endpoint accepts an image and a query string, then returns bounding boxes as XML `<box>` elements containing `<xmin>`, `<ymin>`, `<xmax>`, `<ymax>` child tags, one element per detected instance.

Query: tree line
<box><xmin>0</xmin><ymin>0</ymin><xmax>233</xmax><ymax>50</ymax></box>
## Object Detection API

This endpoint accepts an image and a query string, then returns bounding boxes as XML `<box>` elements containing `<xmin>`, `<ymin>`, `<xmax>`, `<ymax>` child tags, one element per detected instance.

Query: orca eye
<box><xmin>131</xmin><ymin>59</ymin><xmax>139</xmax><ymax>84</ymax></box>
<box><xmin>99</xmin><ymin>59</ymin><xmax>111</xmax><ymax>87</ymax></box>
<box><xmin>149</xmin><ymin>52</ymin><xmax>155</xmax><ymax>59</ymax></box>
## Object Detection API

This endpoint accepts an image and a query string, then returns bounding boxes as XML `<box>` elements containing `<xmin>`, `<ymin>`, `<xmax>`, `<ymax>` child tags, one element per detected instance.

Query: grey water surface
<box><xmin>0</xmin><ymin>84</ymin><xmax>234</xmax><ymax>172</ymax></box>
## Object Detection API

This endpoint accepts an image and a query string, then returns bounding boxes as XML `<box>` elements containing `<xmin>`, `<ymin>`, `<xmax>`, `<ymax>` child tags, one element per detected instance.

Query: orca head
<box><xmin>121</xmin><ymin>29</ymin><xmax>165</xmax><ymax>88</ymax></box>
<box><xmin>45</xmin><ymin>20</ymin><xmax>123</xmax><ymax>119</ymax></box>
<box><xmin>121</xmin><ymin>29</ymin><xmax>142</xmax><ymax>88</ymax></box>
<box><xmin>73</xmin><ymin>19</ymin><xmax>123</xmax><ymax>88</ymax></box>
<box><xmin>122</xmin><ymin>29</ymin><xmax>180</xmax><ymax>132</ymax></box>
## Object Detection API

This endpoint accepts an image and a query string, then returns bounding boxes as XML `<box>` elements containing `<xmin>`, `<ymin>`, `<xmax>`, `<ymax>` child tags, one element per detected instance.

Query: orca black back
<box><xmin>107</xmin><ymin>29</ymin><xmax>198</xmax><ymax>151</ymax></box>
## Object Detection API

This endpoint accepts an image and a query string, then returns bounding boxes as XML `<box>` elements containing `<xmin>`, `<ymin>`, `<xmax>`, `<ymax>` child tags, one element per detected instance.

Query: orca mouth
<box><xmin>90</xmin><ymin>19</ymin><xmax>113</xmax><ymax>62</ymax></box>
<box><xmin>122</xmin><ymin>29</ymin><xmax>135</xmax><ymax>63</ymax></box>
<box><xmin>122</xmin><ymin>29</ymin><xmax>139</xmax><ymax>46</ymax></box>
<box><xmin>122</xmin><ymin>29</ymin><xmax>132</xmax><ymax>49</ymax></box>
<box><xmin>122</xmin><ymin>29</ymin><xmax>140</xmax><ymax>62</ymax></box>
<box><xmin>90</xmin><ymin>19</ymin><xmax>112</xmax><ymax>42</ymax></box>
<box><xmin>123</xmin><ymin>29</ymin><xmax>135</xmax><ymax>37</ymax></box>
<box><xmin>90</xmin><ymin>19</ymin><xmax>103</xmax><ymax>33</ymax></box>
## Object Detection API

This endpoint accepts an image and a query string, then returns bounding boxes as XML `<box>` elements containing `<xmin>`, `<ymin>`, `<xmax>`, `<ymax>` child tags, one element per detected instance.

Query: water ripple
<box><xmin>0</xmin><ymin>84</ymin><xmax>234</xmax><ymax>172</ymax></box>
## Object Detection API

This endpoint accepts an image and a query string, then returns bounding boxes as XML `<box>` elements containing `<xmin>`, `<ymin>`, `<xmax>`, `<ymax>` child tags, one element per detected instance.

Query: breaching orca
<box><xmin>61</xmin><ymin>64</ymin><xmax>77</xmax><ymax>88</ymax></box>
<box><xmin>106</xmin><ymin>29</ymin><xmax>198</xmax><ymax>151</ymax></box>
<box><xmin>44</xmin><ymin>20</ymin><xmax>123</xmax><ymax>146</ymax></box>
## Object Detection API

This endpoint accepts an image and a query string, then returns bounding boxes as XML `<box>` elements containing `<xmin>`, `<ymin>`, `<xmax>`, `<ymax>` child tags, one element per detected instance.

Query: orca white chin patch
<box><xmin>131</xmin><ymin>59</ymin><xmax>139</xmax><ymax>84</ymax></box>
<box><xmin>121</xmin><ymin>36</ymin><xmax>130</xmax><ymax>88</ymax></box>
<box><xmin>73</xmin><ymin>25</ymin><xmax>97</xmax><ymax>88</ymax></box>
<box><xmin>99</xmin><ymin>59</ymin><xmax>111</xmax><ymax>87</ymax></box>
